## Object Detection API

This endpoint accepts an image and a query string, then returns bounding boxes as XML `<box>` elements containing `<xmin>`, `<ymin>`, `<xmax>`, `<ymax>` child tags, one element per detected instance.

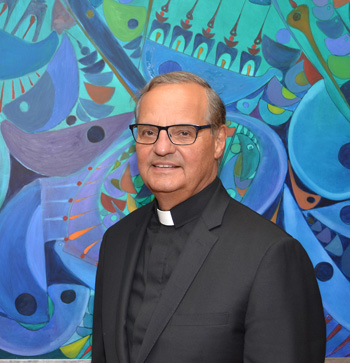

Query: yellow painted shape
<box><xmin>267</xmin><ymin>103</ymin><xmax>285</xmax><ymax>115</ymax></box>
<box><xmin>295</xmin><ymin>71</ymin><xmax>309</xmax><ymax>86</ymax></box>
<box><xmin>61</xmin><ymin>335</ymin><xmax>90</xmax><ymax>359</ymax></box>
<box><xmin>281</xmin><ymin>87</ymin><xmax>297</xmax><ymax>99</ymax></box>
<box><xmin>127</xmin><ymin>193</ymin><xmax>137</xmax><ymax>213</ymax></box>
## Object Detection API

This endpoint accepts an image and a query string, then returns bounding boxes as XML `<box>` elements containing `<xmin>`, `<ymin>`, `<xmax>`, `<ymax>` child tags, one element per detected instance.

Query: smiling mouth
<box><xmin>153</xmin><ymin>164</ymin><xmax>178</xmax><ymax>168</ymax></box>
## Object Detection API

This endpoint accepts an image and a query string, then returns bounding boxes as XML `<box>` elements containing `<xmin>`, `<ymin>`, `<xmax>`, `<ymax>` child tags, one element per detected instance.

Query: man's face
<box><xmin>136</xmin><ymin>82</ymin><xmax>227</xmax><ymax>210</ymax></box>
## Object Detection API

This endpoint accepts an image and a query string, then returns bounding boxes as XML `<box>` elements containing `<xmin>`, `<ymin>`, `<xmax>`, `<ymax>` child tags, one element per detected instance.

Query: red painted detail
<box><xmin>206</xmin><ymin>27</ymin><xmax>211</xmax><ymax>33</ymax></box>
<box><xmin>19</xmin><ymin>79</ymin><xmax>25</xmax><ymax>93</ymax></box>
<box><xmin>0</xmin><ymin>82</ymin><xmax>4</xmax><ymax>113</ymax></box>
<box><xmin>68</xmin><ymin>198</ymin><xmax>73</xmax><ymax>203</ymax></box>
<box><xmin>63</xmin><ymin>216</ymin><xmax>68</xmax><ymax>221</ymax></box>
<box><xmin>80</xmin><ymin>254</ymin><xmax>85</xmax><ymax>259</ymax></box>
<box><xmin>0</xmin><ymin>3</ymin><xmax>8</xmax><ymax>16</ymax></box>
<box><xmin>186</xmin><ymin>19</ymin><xmax>189</xmax><ymax>24</ymax></box>
<box><xmin>77</xmin><ymin>181</ymin><xmax>82</xmax><ymax>186</ymax></box>
<box><xmin>252</xmin><ymin>44</ymin><xmax>257</xmax><ymax>49</ymax></box>
<box><xmin>88</xmin><ymin>166</ymin><xmax>93</xmax><ymax>170</ymax></box>
<box><xmin>327</xmin><ymin>324</ymin><xmax>342</xmax><ymax>341</ymax></box>
<box><xmin>28</xmin><ymin>75</ymin><xmax>33</xmax><ymax>86</ymax></box>
<box><xmin>23</xmin><ymin>15</ymin><xmax>36</xmax><ymax>40</ymax></box>
<box><xmin>64</xmin><ymin>237</ymin><xmax>69</xmax><ymax>241</ymax></box>
<box><xmin>12</xmin><ymin>80</ymin><xmax>15</xmax><ymax>99</ymax></box>
<box><xmin>229</xmin><ymin>36</ymin><xmax>234</xmax><ymax>41</ymax></box>
<box><xmin>160</xmin><ymin>11</ymin><xmax>164</xmax><ymax>16</ymax></box>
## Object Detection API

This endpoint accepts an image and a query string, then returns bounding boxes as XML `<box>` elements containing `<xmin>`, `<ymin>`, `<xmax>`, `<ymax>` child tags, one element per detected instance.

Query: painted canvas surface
<box><xmin>0</xmin><ymin>0</ymin><xmax>349</xmax><ymax>359</ymax></box>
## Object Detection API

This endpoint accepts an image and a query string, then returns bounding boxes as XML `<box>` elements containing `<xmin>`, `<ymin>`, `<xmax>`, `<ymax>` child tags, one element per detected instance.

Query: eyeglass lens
<box><xmin>133</xmin><ymin>125</ymin><xmax>198</xmax><ymax>145</ymax></box>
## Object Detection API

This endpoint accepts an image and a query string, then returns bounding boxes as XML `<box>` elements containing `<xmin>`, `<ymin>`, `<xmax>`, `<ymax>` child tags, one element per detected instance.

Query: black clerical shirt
<box><xmin>126</xmin><ymin>178</ymin><xmax>220</xmax><ymax>363</ymax></box>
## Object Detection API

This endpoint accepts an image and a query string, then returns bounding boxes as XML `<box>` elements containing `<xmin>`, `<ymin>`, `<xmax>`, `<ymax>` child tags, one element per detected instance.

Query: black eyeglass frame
<box><xmin>129</xmin><ymin>124</ymin><xmax>212</xmax><ymax>145</ymax></box>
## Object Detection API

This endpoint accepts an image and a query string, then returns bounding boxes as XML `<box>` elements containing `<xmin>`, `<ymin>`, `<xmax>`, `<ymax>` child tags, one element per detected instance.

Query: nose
<box><xmin>153</xmin><ymin>129</ymin><xmax>176</xmax><ymax>156</ymax></box>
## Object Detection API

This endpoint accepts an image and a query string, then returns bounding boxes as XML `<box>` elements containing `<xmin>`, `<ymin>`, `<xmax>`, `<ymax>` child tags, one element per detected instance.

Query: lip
<box><xmin>151</xmin><ymin>161</ymin><xmax>179</xmax><ymax>169</ymax></box>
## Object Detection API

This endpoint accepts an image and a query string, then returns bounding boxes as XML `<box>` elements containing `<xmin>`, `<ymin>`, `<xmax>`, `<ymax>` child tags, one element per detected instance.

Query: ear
<box><xmin>214</xmin><ymin>125</ymin><xmax>227</xmax><ymax>160</ymax></box>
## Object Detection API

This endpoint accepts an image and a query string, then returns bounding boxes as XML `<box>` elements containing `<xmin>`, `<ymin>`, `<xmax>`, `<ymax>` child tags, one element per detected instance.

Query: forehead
<box><xmin>138</xmin><ymin>83</ymin><xmax>208</xmax><ymax>121</ymax></box>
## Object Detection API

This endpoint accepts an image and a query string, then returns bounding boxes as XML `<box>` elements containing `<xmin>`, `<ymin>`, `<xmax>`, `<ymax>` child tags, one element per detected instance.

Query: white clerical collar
<box><xmin>157</xmin><ymin>208</ymin><xmax>175</xmax><ymax>226</ymax></box>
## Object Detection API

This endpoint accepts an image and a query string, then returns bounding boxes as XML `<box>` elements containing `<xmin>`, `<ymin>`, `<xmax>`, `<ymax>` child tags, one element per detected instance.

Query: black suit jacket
<box><xmin>92</xmin><ymin>181</ymin><xmax>326</xmax><ymax>363</ymax></box>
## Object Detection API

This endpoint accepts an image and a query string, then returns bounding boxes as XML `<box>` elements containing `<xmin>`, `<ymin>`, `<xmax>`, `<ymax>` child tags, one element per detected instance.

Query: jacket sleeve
<box><xmin>243</xmin><ymin>237</ymin><xmax>326</xmax><ymax>363</ymax></box>
<box><xmin>91</xmin><ymin>230</ymin><xmax>108</xmax><ymax>363</ymax></box>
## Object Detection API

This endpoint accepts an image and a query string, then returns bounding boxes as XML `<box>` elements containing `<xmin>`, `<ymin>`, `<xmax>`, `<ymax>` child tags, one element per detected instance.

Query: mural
<box><xmin>0</xmin><ymin>0</ymin><xmax>349</xmax><ymax>359</ymax></box>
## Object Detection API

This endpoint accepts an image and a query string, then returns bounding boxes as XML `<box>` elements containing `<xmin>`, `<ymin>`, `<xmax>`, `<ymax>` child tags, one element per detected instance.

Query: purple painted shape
<box><xmin>266</xmin><ymin>77</ymin><xmax>300</xmax><ymax>106</ymax></box>
<box><xmin>325</xmin><ymin>34</ymin><xmax>350</xmax><ymax>56</ymax></box>
<box><xmin>313</xmin><ymin>0</ymin><xmax>328</xmax><ymax>5</ymax></box>
<box><xmin>276</xmin><ymin>28</ymin><xmax>291</xmax><ymax>44</ymax></box>
<box><xmin>316</xmin><ymin>227</ymin><xmax>332</xmax><ymax>243</ymax></box>
<box><xmin>1</xmin><ymin>112</ymin><xmax>134</xmax><ymax>176</ymax></box>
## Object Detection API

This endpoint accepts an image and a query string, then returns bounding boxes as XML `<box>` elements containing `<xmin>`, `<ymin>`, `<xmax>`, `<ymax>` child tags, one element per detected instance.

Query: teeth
<box><xmin>155</xmin><ymin>165</ymin><xmax>175</xmax><ymax>168</ymax></box>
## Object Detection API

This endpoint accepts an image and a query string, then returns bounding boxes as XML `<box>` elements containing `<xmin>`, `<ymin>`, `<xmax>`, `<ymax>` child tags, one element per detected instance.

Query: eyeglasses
<box><xmin>129</xmin><ymin>124</ymin><xmax>212</xmax><ymax>145</ymax></box>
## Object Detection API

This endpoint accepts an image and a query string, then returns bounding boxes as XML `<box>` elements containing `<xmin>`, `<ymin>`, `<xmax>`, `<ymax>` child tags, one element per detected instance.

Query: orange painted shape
<box><xmin>27</xmin><ymin>76</ymin><xmax>33</xmax><ymax>86</ymax></box>
<box><xmin>120</xmin><ymin>164</ymin><xmax>137</xmax><ymax>194</ymax></box>
<box><xmin>0</xmin><ymin>3</ymin><xmax>7</xmax><ymax>16</ymax></box>
<box><xmin>23</xmin><ymin>15</ymin><xmax>36</xmax><ymax>39</ymax></box>
<box><xmin>69</xmin><ymin>225</ymin><xmax>97</xmax><ymax>240</ymax></box>
<box><xmin>19</xmin><ymin>78</ymin><xmax>25</xmax><ymax>93</ymax></box>
<box><xmin>100</xmin><ymin>192</ymin><xmax>126</xmax><ymax>212</ymax></box>
<box><xmin>270</xmin><ymin>200</ymin><xmax>281</xmax><ymax>223</ymax></box>
<box><xmin>70</xmin><ymin>211</ymin><xmax>90</xmax><ymax>220</ymax></box>
<box><xmin>83</xmin><ymin>240</ymin><xmax>99</xmax><ymax>255</ymax></box>
<box><xmin>84</xmin><ymin>82</ymin><xmax>115</xmax><ymax>104</ymax></box>
<box><xmin>333</xmin><ymin>0</ymin><xmax>350</xmax><ymax>8</ymax></box>
<box><xmin>288</xmin><ymin>162</ymin><xmax>321</xmax><ymax>210</ymax></box>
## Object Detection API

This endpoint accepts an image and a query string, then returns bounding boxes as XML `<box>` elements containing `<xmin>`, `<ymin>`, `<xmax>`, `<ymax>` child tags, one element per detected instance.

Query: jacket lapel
<box><xmin>115</xmin><ymin>202</ymin><xmax>154</xmax><ymax>363</ymax></box>
<box><xmin>136</xmin><ymin>182</ymin><xmax>230</xmax><ymax>363</ymax></box>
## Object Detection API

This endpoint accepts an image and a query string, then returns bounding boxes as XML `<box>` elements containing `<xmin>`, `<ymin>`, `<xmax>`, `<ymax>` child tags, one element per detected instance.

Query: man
<box><xmin>92</xmin><ymin>71</ymin><xmax>326</xmax><ymax>363</ymax></box>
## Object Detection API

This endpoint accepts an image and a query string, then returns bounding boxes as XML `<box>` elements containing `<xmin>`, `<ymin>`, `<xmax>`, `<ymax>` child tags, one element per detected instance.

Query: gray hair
<box><xmin>135</xmin><ymin>71</ymin><xmax>226</xmax><ymax>131</ymax></box>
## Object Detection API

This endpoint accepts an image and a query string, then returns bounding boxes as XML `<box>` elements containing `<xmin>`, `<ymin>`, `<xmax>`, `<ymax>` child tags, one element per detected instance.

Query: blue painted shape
<box><xmin>237</xmin><ymin>90</ymin><xmax>263</xmax><ymax>115</ymax></box>
<box><xmin>124</xmin><ymin>35</ymin><xmax>142</xmax><ymax>50</ymax></box>
<box><xmin>77</xmin><ymin>102</ymin><xmax>91</xmax><ymax>122</ymax></box>
<box><xmin>258</xmin><ymin>99</ymin><xmax>292</xmax><ymax>126</ymax></box>
<box><xmin>266</xmin><ymin>76</ymin><xmax>300</xmax><ymax>106</ymax></box>
<box><xmin>220</xmin><ymin>113</ymin><xmax>288</xmax><ymax>214</ymax></box>
<box><xmin>0</xmin><ymin>30</ymin><xmax>59</xmax><ymax>80</ymax></box>
<box><xmin>312</xmin><ymin>3</ymin><xmax>334</xmax><ymax>21</ymax></box>
<box><xmin>237</xmin><ymin>133</ymin><xmax>260</xmax><ymax>180</ymax></box>
<box><xmin>3</xmin><ymin>35</ymin><xmax>79</xmax><ymax>133</ymax></box>
<box><xmin>325</xmin><ymin>34</ymin><xmax>350</xmax><ymax>56</ymax></box>
<box><xmin>84</xmin><ymin>71</ymin><xmax>114</xmax><ymax>86</ymax></box>
<box><xmin>68</xmin><ymin>0</ymin><xmax>146</xmax><ymax>92</ymax></box>
<box><xmin>317</xmin><ymin>16</ymin><xmax>344</xmax><ymax>39</ymax></box>
<box><xmin>249</xmin><ymin>0</ymin><xmax>271</xmax><ymax>4</ymax></box>
<box><xmin>0</xmin><ymin>180</ymin><xmax>48</xmax><ymax>324</ymax></box>
<box><xmin>0</xmin><ymin>284</ymin><xmax>89</xmax><ymax>355</ymax></box>
<box><xmin>316</xmin><ymin>228</ymin><xmax>332</xmax><ymax>243</ymax></box>
<box><xmin>0</xmin><ymin>131</ymin><xmax>10</xmax><ymax>209</ymax></box>
<box><xmin>3</xmin><ymin>72</ymin><xmax>55</xmax><ymax>132</ymax></box>
<box><xmin>37</xmin><ymin>35</ymin><xmax>79</xmax><ymax>132</ymax></box>
<box><xmin>79</xmin><ymin>50</ymin><xmax>98</xmax><ymax>65</ymax></box>
<box><xmin>283</xmin><ymin>184</ymin><xmax>350</xmax><ymax>331</ymax></box>
<box><xmin>304</xmin><ymin>200</ymin><xmax>350</xmax><ymax>237</ymax></box>
<box><xmin>325</xmin><ymin>235</ymin><xmax>343</xmax><ymax>256</ymax></box>
<box><xmin>262</xmin><ymin>35</ymin><xmax>301</xmax><ymax>70</ymax></box>
<box><xmin>342</xmin><ymin>245</ymin><xmax>350</xmax><ymax>278</ymax></box>
<box><xmin>285</xmin><ymin>60</ymin><xmax>311</xmax><ymax>94</ymax></box>
<box><xmin>288</xmin><ymin>80</ymin><xmax>350</xmax><ymax>200</ymax></box>
<box><xmin>81</xmin><ymin>59</ymin><xmax>105</xmax><ymax>74</ymax></box>
<box><xmin>130</xmin><ymin>47</ymin><xmax>142</xmax><ymax>59</ymax></box>
<box><xmin>141</xmin><ymin>40</ymin><xmax>282</xmax><ymax>105</ymax></box>
<box><xmin>80</xmin><ymin>98</ymin><xmax>114</xmax><ymax>118</ymax></box>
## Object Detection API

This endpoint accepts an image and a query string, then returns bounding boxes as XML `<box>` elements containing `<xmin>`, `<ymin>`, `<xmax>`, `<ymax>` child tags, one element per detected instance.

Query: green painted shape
<box><xmin>328</xmin><ymin>55</ymin><xmax>350</xmax><ymax>79</ymax></box>
<box><xmin>103</xmin><ymin>0</ymin><xmax>147</xmax><ymax>42</ymax></box>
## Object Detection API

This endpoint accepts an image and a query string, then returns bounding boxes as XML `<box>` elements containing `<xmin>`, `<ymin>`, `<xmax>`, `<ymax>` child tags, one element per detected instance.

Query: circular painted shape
<box><xmin>66</xmin><ymin>115</ymin><xmax>77</xmax><ymax>126</ymax></box>
<box><xmin>288</xmin><ymin>80</ymin><xmax>350</xmax><ymax>200</ymax></box>
<box><xmin>87</xmin><ymin>126</ymin><xmax>105</xmax><ymax>143</ymax></box>
<box><xmin>339</xmin><ymin>143</ymin><xmax>350</xmax><ymax>169</ymax></box>
<box><xmin>315</xmin><ymin>262</ymin><xmax>334</xmax><ymax>281</ymax></box>
<box><xmin>276</xmin><ymin>28</ymin><xmax>291</xmax><ymax>44</ymax></box>
<box><xmin>340</xmin><ymin>205</ymin><xmax>350</xmax><ymax>224</ymax></box>
<box><xmin>19</xmin><ymin>101</ymin><xmax>29</xmax><ymax>112</ymax></box>
<box><xmin>158</xmin><ymin>61</ymin><xmax>182</xmax><ymax>74</ymax></box>
<box><xmin>15</xmin><ymin>293</ymin><xmax>37</xmax><ymax>316</ymax></box>
<box><xmin>60</xmin><ymin>289</ymin><xmax>76</xmax><ymax>304</ymax></box>
<box><xmin>128</xmin><ymin>18</ymin><xmax>139</xmax><ymax>29</ymax></box>
<box><xmin>81</xmin><ymin>46</ymin><xmax>90</xmax><ymax>55</ymax></box>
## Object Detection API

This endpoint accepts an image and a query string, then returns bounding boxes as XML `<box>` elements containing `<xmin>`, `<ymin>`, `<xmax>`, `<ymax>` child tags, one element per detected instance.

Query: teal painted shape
<box><xmin>325</xmin><ymin>235</ymin><xmax>343</xmax><ymax>256</ymax></box>
<box><xmin>0</xmin><ymin>30</ymin><xmax>59</xmax><ymax>80</ymax></box>
<box><xmin>0</xmin><ymin>130</ymin><xmax>10</xmax><ymax>209</ymax></box>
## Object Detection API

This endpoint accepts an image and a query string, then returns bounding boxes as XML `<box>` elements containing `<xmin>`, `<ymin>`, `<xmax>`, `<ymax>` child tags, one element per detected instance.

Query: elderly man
<box><xmin>92</xmin><ymin>71</ymin><xmax>326</xmax><ymax>363</ymax></box>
